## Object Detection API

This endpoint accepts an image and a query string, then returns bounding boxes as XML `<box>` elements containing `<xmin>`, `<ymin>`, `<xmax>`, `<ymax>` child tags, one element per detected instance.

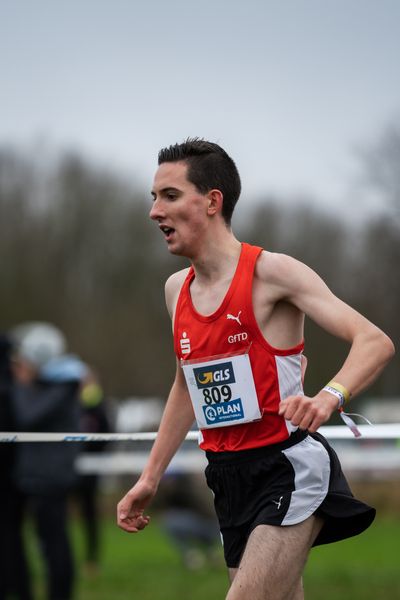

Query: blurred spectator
<box><xmin>0</xmin><ymin>333</ymin><xmax>33</xmax><ymax>600</ymax></box>
<box><xmin>75</xmin><ymin>370</ymin><xmax>111</xmax><ymax>575</ymax></box>
<box><xmin>158</xmin><ymin>471</ymin><xmax>221</xmax><ymax>570</ymax></box>
<box><xmin>11</xmin><ymin>322</ymin><xmax>84</xmax><ymax>600</ymax></box>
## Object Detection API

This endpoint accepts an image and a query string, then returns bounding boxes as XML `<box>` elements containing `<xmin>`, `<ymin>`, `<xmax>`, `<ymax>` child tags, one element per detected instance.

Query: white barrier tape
<box><xmin>0</xmin><ymin>431</ymin><xmax>199</xmax><ymax>443</ymax></box>
<box><xmin>1</xmin><ymin>423</ymin><xmax>400</xmax><ymax>442</ymax></box>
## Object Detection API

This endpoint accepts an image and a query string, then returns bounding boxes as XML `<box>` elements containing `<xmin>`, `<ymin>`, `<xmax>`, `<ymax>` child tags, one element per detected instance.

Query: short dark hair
<box><xmin>158</xmin><ymin>138</ymin><xmax>241</xmax><ymax>225</ymax></box>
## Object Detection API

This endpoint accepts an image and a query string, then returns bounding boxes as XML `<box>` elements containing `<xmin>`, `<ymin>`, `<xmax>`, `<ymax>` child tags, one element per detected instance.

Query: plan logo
<box><xmin>203</xmin><ymin>398</ymin><xmax>244</xmax><ymax>425</ymax></box>
<box><xmin>193</xmin><ymin>361</ymin><xmax>235</xmax><ymax>389</ymax></box>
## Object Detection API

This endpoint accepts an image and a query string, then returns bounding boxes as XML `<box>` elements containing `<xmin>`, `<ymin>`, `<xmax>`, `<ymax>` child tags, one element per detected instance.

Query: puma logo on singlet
<box><xmin>226</xmin><ymin>311</ymin><xmax>242</xmax><ymax>326</ymax></box>
<box><xmin>272</xmin><ymin>496</ymin><xmax>283</xmax><ymax>510</ymax></box>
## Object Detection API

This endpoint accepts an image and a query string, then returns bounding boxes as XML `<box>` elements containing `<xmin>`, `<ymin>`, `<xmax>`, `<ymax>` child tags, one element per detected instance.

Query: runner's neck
<box><xmin>190</xmin><ymin>236</ymin><xmax>242</xmax><ymax>286</ymax></box>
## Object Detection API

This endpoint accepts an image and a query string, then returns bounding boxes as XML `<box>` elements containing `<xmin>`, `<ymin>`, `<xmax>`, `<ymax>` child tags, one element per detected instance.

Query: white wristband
<box><xmin>322</xmin><ymin>385</ymin><xmax>345</xmax><ymax>408</ymax></box>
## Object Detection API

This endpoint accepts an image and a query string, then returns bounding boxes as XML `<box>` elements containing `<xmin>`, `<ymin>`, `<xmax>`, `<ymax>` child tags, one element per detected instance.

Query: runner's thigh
<box><xmin>226</xmin><ymin>516</ymin><xmax>323</xmax><ymax>600</ymax></box>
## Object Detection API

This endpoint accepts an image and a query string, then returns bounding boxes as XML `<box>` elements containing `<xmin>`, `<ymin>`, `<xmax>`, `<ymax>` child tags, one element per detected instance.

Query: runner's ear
<box><xmin>206</xmin><ymin>189</ymin><xmax>223</xmax><ymax>217</ymax></box>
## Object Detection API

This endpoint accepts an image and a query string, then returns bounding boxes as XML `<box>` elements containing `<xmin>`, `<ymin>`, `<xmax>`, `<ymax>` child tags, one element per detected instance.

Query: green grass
<box><xmin>304</xmin><ymin>516</ymin><xmax>400</xmax><ymax>600</ymax></box>
<box><xmin>26</xmin><ymin>507</ymin><xmax>400</xmax><ymax>600</ymax></box>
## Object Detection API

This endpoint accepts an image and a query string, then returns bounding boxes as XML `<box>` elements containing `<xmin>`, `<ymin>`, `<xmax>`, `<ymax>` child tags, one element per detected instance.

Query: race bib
<box><xmin>181</xmin><ymin>350</ymin><xmax>261</xmax><ymax>429</ymax></box>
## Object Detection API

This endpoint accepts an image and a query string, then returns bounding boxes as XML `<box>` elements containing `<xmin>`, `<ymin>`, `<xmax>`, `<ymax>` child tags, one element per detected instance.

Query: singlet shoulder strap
<box><xmin>230</xmin><ymin>243</ymin><xmax>262</xmax><ymax>311</ymax></box>
<box><xmin>173</xmin><ymin>267</ymin><xmax>194</xmax><ymax>355</ymax></box>
<box><xmin>240</xmin><ymin>242</ymin><xmax>263</xmax><ymax>265</ymax></box>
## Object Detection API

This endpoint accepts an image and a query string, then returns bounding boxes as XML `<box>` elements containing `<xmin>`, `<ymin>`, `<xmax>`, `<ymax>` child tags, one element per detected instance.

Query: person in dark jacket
<box><xmin>11</xmin><ymin>323</ymin><xmax>83</xmax><ymax>600</ymax></box>
<box><xmin>0</xmin><ymin>333</ymin><xmax>33</xmax><ymax>600</ymax></box>
<box><xmin>75</xmin><ymin>371</ymin><xmax>111</xmax><ymax>574</ymax></box>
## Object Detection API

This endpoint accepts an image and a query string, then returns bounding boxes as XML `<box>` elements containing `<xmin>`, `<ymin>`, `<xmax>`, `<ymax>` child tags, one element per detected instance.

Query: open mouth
<box><xmin>160</xmin><ymin>225</ymin><xmax>175</xmax><ymax>240</ymax></box>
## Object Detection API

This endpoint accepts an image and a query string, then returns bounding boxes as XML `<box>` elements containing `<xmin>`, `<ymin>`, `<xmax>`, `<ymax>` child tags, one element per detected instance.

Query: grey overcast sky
<box><xmin>1</xmin><ymin>0</ymin><xmax>399</xmax><ymax>214</ymax></box>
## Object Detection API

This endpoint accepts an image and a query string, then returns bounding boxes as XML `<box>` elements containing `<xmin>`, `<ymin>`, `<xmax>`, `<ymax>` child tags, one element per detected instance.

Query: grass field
<box><xmin>26</xmin><ymin>501</ymin><xmax>400</xmax><ymax>600</ymax></box>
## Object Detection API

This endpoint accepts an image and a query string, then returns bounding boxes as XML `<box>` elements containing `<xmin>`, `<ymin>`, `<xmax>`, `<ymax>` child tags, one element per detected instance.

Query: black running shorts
<box><xmin>205</xmin><ymin>429</ymin><xmax>376</xmax><ymax>568</ymax></box>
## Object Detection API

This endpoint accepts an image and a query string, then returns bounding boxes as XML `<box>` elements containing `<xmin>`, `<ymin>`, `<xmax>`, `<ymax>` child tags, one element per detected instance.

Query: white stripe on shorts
<box><xmin>281</xmin><ymin>435</ymin><xmax>330</xmax><ymax>525</ymax></box>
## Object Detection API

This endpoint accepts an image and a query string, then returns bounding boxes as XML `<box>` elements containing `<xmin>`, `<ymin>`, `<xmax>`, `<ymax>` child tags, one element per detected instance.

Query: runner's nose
<box><xmin>149</xmin><ymin>198</ymin><xmax>164</xmax><ymax>221</ymax></box>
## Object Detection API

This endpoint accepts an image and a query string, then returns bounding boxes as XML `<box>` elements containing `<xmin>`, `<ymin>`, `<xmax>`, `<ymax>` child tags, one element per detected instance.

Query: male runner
<box><xmin>117</xmin><ymin>139</ymin><xmax>394</xmax><ymax>600</ymax></box>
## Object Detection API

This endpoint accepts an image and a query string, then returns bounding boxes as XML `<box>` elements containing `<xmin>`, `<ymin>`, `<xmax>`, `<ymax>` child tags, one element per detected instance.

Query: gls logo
<box><xmin>228</xmin><ymin>332</ymin><xmax>248</xmax><ymax>344</ymax></box>
<box><xmin>193</xmin><ymin>362</ymin><xmax>235</xmax><ymax>389</ymax></box>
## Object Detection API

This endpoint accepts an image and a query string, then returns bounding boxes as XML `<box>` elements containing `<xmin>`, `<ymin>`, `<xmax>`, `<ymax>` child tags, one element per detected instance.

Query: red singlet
<box><xmin>174</xmin><ymin>243</ymin><xmax>304</xmax><ymax>452</ymax></box>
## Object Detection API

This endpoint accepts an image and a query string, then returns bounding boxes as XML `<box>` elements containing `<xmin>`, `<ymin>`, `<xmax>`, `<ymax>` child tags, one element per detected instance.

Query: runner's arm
<box><xmin>262</xmin><ymin>254</ymin><xmax>395</xmax><ymax>431</ymax></box>
<box><xmin>117</xmin><ymin>361</ymin><xmax>194</xmax><ymax>532</ymax></box>
<box><xmin>117</xmin><ymin>270</ymin><xmax>193</xmax><ymax>532</ymax></box>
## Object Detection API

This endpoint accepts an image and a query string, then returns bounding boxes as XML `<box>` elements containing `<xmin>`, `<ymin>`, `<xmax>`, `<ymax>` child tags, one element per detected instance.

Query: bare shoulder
<box><xmin>165</xmin><ymin>267</ymin><xmax>190</xmax><ymax>294</ymax></box>
<box><xmin>165</xmin><ymin>267</ymin><xmax>191</xmax><ymax>318</ymax></box>
<box><xmin>255</xmin><ymin>250</ymin><xmax>315</xmax><ymax>299</ymax></box>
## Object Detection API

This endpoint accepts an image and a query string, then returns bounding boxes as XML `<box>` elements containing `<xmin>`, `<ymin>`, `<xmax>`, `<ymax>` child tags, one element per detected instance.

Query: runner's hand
<box><xmin>278</xmin><ymin>392</ymin><xmax>338</xmax><ymax>432</ymax></box>
<box><xmin>117</xmin><ymin>479</ymin><xmax>156</xmax><ymax>533</ymax></box>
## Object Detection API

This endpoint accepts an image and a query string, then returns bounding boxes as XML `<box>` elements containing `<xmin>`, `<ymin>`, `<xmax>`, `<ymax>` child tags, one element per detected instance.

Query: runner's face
<box><xmin>150</xmin><ymin>161</ymin><xmax>210</xmax><ymax>256</ymax></box>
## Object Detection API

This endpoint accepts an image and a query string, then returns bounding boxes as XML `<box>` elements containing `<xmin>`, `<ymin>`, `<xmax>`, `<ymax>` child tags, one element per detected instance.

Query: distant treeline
<box><xmin>1</xmin><ymin>128</ymin><xmax>399</xmax><ymax>402</ymax></box>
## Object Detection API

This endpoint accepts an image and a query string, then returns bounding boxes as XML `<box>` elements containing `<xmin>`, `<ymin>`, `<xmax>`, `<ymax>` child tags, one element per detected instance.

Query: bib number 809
<box><xmin>202</xmin><ymin>385</ymin><xmax>232</xmax><ymax>405</ymax></box>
